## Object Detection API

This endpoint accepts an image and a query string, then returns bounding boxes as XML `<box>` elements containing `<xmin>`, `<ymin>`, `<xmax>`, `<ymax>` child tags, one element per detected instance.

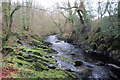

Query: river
<box><xmin>46</xmin><ymin>35</ymin><xmax>119</xmax><ymax>79</ymax></box>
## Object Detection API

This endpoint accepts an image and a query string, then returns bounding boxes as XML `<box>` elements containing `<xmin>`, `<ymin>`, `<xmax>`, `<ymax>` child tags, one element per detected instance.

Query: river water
<box><xmin>46</xmin><ymin>35</ymin><xmax>118</xmax><ymax>79</ymax></box>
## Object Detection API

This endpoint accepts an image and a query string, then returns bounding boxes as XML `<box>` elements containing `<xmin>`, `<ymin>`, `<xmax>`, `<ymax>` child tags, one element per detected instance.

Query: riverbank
<box><xmin>46</xmin><ymin>35</ymin><xmax>119</xmax><ymax>79</ymax></box>
<box><xmin>2</xmin><ymin>34</ymin><xmax>120</xmax><ymax>79</ymax></box>
<box><xmin>2</xmin><ymin>35</ymin><xmax>77</xmax><ymax>79</ymax></box>
<box><xmin>56</xmin><ymin>34</ymin><xmax>120</xmax><ymax>79</ymax></box>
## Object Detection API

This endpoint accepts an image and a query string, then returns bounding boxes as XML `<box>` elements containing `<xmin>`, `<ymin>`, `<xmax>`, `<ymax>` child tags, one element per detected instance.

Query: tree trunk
<box><xmin>2</xmin><ymin>3</ymin><xmax>21</xmax><ymax>47</ymax></box>
<box><xmin>118</xmin><ymin>1</ymin><xmax>120</xmax><ymax>33</ymax></box>
<box><xmin>2</xmin><ymin>1</ymin><xmax>11</xmax><ymax>47</ymax></box>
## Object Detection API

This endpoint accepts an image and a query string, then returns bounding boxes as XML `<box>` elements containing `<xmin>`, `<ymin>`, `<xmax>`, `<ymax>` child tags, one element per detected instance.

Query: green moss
<box><xmin>32</xmin><ymin>46</ymin><xmax>56</xmax><ymax>53</ymax></box>
<box><xmin>28</xmin><ymin>40</ymin><xmax>43</xmax><ymax>46</ymax></box>
<box><xmin>28</xmin><ymin>41</ymin><xmax>55</xmax><ymax>53</ymax></box>
<box><xmin>8</xmin><ymin>61</ymin><xmax>76</xmax><ymax>78</ymax></box>
<box><xmin>28</xmin><ymin>37</ymin><xmax>52</xmax><ymax>48</ymax></box>
<box><xmin>2</xmin><ymin>46</ymin><xmax>17</xmax><ymax>55</ymax></box>
<box><xmin>2</xmin><ymin>38</ymin><xmax>78</xmax><ymax>79</ymax></box>
<box><xmin>98</xmin><ymin>44</ymin><xmax>107</xmax><ymax>51</ymax></box>
<box><xmin>52</xmin><ymin>54</ymin><xmax>76</xmax><ymax>62</ymax></box>
<box><xmin>6</xmin><ymin>57</ymin><xmax>31</xmax><ymax>65</ymax></box>
<box><xmin>57</xmin><ymin>35</ymin><xmax>66</xmax><ymax>40</ymax></box>
<box><xmin>19</xmin><ymin>47</ymin><xmax>32</xmax><ymax>51</ymax></box>
<box><xmin>19</xmin><ymin>47</ymin><xmax>46</xmax><ymax>56</ymax></box>
<box><xmin>29</xmin><ymin>53</ymin><xmax>55</xmax><ymax>63</ymax></box>
<box><xmin>111</xmin><ymin>40</ymin><xmax>120</xmax><ymax>50</ymax></box>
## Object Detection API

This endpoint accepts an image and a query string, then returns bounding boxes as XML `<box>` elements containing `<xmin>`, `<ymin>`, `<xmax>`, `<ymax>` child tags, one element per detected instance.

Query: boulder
<box><xmin>48</xmin><ymin>65</ymin><xmax>56</xmax><ymax>69</ymax></box>
<box><xmin>70</xmin><ymin>53</ymin><xmax>76</xmax><ymax>56</ymax></box>
<box><xmin>98</xmin><ymin>44</ymin><xmax>107</xmax><ymax>51</ymax></box>
<box><xmin>74</xmin><ymin>60</ymin><xmax>83</xmax><ymax>66</ymax></box>
<box><xmin>66</xmin><ymin>69</ymin><xmax>74</xmax><ymax>72</ymax></box>
<box><xmin>90</xmin><ymin>43</ymin><xmax>97</xmax><ymax>51</ymax></box>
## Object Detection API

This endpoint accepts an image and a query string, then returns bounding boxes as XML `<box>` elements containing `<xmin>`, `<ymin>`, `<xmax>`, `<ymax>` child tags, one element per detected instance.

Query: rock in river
<box><xmin>74</xmin><ymin>60</ymin><xmax>83</xmax><ymax>66</ymax></box>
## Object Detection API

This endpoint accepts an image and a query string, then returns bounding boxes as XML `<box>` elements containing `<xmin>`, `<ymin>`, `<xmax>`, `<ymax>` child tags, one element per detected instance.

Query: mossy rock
<box><xmin>28</xmin><ymin>40</ymin><xmax>43</xmax><ymax>46</ymax></box>
<box><xmin>3</xmin><ymin>46</ymin><xmax>14</xmax><ymax>53</ymax></box>
<box><xmin>87</xmin><ymin>32</ymin><xmax>103</xmax><ymax>46</ymax></box>
<box><xmin>33</xmin><ymin>62</ymin><xmax>49</xmax><ymax>71</ymax></box>
<box><xmin>2</xmin><ymin>39</ymin><xmax>78</xmax><ymax>78</ymax></box>
<box><xmin>2</xmin><ymin>46</ymin><xmax>18</xmax><ymax>55</ymax></box>
<box><xmin>28</xmin><ymin>41</ymin><xmax>54</xmax><ymax>53</ymax></box>
<box><xmin>30</xmin><ymin>35</ymin><xmax>52</xmax><ymax>46</ymax></box>
<box><xmin>32</xmin><ymin>46</ymin><xmax>56</xmax><ymax>53</ymax></box>
<box><xmin>111</xmin><ymin>40</ymin><xmax>120</xmax><ymax>50</ymax></box>
<box><xmin>37</xmin><ymin>45</ymin><xmax>50</xmax><ymax>49</ymax></box>
<box><xmin>57</xmin><ymin>35</ymin><xmax>66</xmax><ymax>40</ymax></box>
<box><xmin>90</xmin><ymin>43</ymin><xmax>97</xmax><ymax>50</ymax></box>
<box><xmin>104</xmin><ymin>36</ymin><xmax>114</xmax><ymax>44</ymax></box>
<box><xmin>15</xmin><ymin>67</ymin><xmax>77</xmax><ymax>78</ymax></box>
<box><xmin>19</xmin><ymin>47</ymin><xmax>46</xmax><ymax>56</ymax></box>
<box><xmin>4</xmin><ymin>57</ymin><xmax>31</xmax><ymax>67</ymax></box>
<box><xmin>98</xmin><ymin>44</ymin><xmax>108</xmax><ymax>51</ymax></box>
<box><xmin>5</xmin><ymin>56</ymin><xmax>77</xmax><ymax>78</ymax></box>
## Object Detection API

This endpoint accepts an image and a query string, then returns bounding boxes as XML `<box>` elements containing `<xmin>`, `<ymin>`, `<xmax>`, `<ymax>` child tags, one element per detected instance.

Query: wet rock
<box><xmin>85</xmin><ymin>36</ymin><xmax>88</xmax><ymax>40</ymax></box>
<box><xmin>74</xmin><ymin>60</ymin><xmax>83</xmax><ymax>66</ymax></box>
<box><xmin>66</xmin><ymin>69</ymin><xmax>74</xmax><ymax>72</ymax></box>
<box><xmin>49</xmin><ymin>56</ymin><xmax>53</xmax><ymax>58</ymax></box>
<box><xmin>79</xmin><ymin>67</ymin><xmax>92</xmax><ymax>76</ymax></box>
<box><xmin>98</xmin><ymin>44</ymin><xmax>107</xmax><ymax>51</ymax></box>
<box><xmin>70</xmin><ymin>53</ymin><xmax>76</xmax><ymax>56</ymax></box>
<box><xmin>2</xmin><ymin>46</ymin><xmax>14</xmax><ymax>53</ymax></box>
<box><xmin>91</xmin><ymin>43</ymin><xmax>97</xmax><ymax>51</ymax></box>
<box><xmin>86</xmin><ymin>65</ymin><xmax>94</xmax><ymax>68</ymax></box>
<box><xmin>45</xmin><ymin>56</ymin><xmax>49</xmax><ymax>58</ymax></box>
<box><xmin>107</xmin><ymin>64</ymin><xmax>120</xmax><ymax>79</ymax></box>
<box><xmin>18</xmin><ymin>63</ymin><xmax>23</xmax><ymax>66</ymax></box>
<box><xmin>100</xmin><ymin>39</ymin><xmax>105</xmax><ymax>44</ymax></box>
<box><xmin>111</xmin><ymin>40</ymin><xmax>120</xmax><ymax>50</ymax></box>
<box><xmin>55</xmin><ymin>41</ymin><xmax>61</xmax><ymax>43</ymax></box>
<box><xmin>48</xmin><ymin>65</ymin><xmax>56</xmax><ymax>69</ymax></box>
<box><xmin>24</xmin><ymin>58</ymin><xmax>34</xmax><ymax>62</ymax></box>
<box><xmin>45</xmin><ymin>56</ymin><xmax>53</xmax><ymax>58</ymax></box>
<box><xmin>104</xmin><ymin>36</ymin><xmax>114</xmax><ymax>44</ymax></box>
<box><xmin>95</xmin><ymin>61</ymin><xmax>105</xmax><ymax>66</ymax></box>
<box><xmin>17</xmin><ymin>40</ymin><xmax>23</xmax><ymax>45</ymax></box>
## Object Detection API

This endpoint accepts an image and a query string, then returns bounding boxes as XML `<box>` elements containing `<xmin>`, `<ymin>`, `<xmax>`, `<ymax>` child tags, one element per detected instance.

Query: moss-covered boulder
<box><xmin>98</xmin><ymin>44</ymin><xmax>108</xmax><ymax>51</ymax></box>
<box><xmin>111</xmin><ymin>40</ymin><xmax>120</xmax><ymax>50</ymax></box>
<box><xmin>90</xmin><ymin>43</ymin><xmax>97</xmax><ymax>50</ymax></box>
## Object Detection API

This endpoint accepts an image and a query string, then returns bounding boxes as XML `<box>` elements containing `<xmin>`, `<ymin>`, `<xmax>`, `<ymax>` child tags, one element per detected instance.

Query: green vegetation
<box><xmin>1</xmin><ymin>0</ymin><xmax>120</xmax><ymax>79</ymax></box>
<box><xmin>2</xmin><ymin>37</ymin><xmax>77</xmax><ymax>78</ymax></box>
<box><xmin>57</xmin><ymin>0</ymin><xmax>120</xmax><ymax>61</ymax></box>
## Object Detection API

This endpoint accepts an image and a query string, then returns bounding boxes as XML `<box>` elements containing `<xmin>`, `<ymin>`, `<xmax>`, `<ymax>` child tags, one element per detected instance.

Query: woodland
<box><xmin>1</xmin><ymin>0</ymin><xmax>120</xmax><ymax>79</ymax></box>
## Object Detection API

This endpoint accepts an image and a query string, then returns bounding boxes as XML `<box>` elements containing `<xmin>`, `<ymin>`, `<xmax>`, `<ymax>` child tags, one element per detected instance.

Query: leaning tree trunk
<box><xmin>2</xmin><ymin>4</ymin><xmax>21</xmax><ymax>47</ymax></box>
<box><xmin>77</xmin><ymin>0</ymin><xmax>88</xmax><ymax>34</ymax></box>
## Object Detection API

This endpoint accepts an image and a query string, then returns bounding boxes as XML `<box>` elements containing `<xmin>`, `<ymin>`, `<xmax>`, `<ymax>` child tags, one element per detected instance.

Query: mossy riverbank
<box><xmin>2</xmin><ymin>35</ymin><xmax>77</xmax><ymax>79</ymax></box>
<box><xmin>56</xmin><ymin>32</ymin><xmax>120</xmax><ymax>67</ymax></box>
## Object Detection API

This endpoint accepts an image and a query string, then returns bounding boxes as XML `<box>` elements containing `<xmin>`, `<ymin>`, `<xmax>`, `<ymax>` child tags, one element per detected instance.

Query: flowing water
<box><xmin>46</xmin><ymin>35</ymin><xmax>118</xmax><ymax>79</ymax></box>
